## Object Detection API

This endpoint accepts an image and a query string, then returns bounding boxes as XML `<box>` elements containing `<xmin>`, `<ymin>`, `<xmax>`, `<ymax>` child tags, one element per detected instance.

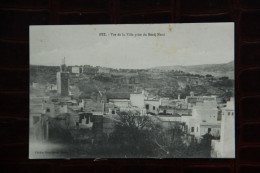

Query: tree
<box><xmin>108</xmin><ymin>111</ymin><xmax>155</xmax><ymax>157</ymax></box>
<box><xmin>48</xmin><ymin>113</ymin><xmax>74</xmax><ymax>143</ymax></box>
<box><xmin>185</xmin><ymin>133</ymin><xmax>215</xmax><ymax>158</ymax></box>
<box><xmin>107</xmin><ymin>111</ymin><xmax>191</xmax><ymax>158</ymax></box>
<box><xmin>78</xmin><ymin>81</ymin><xmax>98</xmax><ymax>96</ymax></box>
<box><xmin>116</xmin><ymin>111</ymin><xmax>152</xmax><ymax>130</ymax></box>
<box><xmin>152</xmin><ymin>125</ymin><xmax>189</xmax><ymax>158</ymax></box>
<box><xmin>89</xmin><ymin>111</ymin><xmax>214</xmax><ymax>158</ymax></box>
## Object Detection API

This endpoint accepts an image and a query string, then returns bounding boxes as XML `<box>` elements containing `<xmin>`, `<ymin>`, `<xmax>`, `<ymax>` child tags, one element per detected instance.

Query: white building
<box><xmin>109</xmin><ymin>99</ymin><xmax>130</xmax><ymax>108</ymax></box>
<box><xmin>130</xmin><ymin>93</ymin><xmax>145</xmax><ymax>108</ymax></box>
<box><xmin>154</xmin><ymin>116</ymin><xmax>182</xmax><ymax>130</ymax></box>
<box><xmin>71</xmin><ymin>66</ymin><xmax>83</xmax><ymax>74</ymax></box>
<box><xmin>211</xmin><ymin>98</ymin><xmax>235</xmax><ymax>158</ymax></box>
<box><xmin>145</xmin><ymin>99</ymin><xmax>160</xmax><ymax>114</ymax></box>
<box><xmin>185</xmin><ymin>92</ymin><xmax>217</xmax><ymax>109</ymax></box>
<box><xmin>32</xmin><ymin>82</ymin><xmax>40</xmax><ymax>88</ymax></box>
<box><xmin>185</xmin><ymin>101</ymin><xmax>221</xmax><ymax>139</ymax></box>
<box><xmin>59</xmin><ymin>104</ymin><xmax>68</xmax><ymax>114</ymax></box>
<box><xmin>98</xmin><ymin>67</ymin><xmax>110</xmax><ymax>74</ymax></box>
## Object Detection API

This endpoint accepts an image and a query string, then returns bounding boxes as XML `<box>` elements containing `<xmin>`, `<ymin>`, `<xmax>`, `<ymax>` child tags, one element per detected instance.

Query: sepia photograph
<box><xmin>29</xmin><ymin>23</ymin><xmax>235</xmax><ymax>159</ymax></box>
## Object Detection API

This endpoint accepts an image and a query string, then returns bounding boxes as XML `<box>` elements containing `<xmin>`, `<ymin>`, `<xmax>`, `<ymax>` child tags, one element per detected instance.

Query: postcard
<box><xmin>29</xmin><ymin>23</ymin><xmax>235</xmax><ymax>159</ymax></box>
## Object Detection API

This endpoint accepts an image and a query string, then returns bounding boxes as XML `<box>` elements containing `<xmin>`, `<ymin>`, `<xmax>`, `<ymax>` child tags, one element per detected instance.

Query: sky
<box><xmin>30</xmin><ymin>23</ymin><xmax>234</xmax><ymax>69</ymax></box>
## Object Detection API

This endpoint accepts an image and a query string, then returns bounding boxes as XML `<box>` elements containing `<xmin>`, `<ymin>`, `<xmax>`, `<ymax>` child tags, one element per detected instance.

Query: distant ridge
<box><xmin>30</xmin><ymin>61</ymin><xmax>234</xmax><ymax>79</ymax></box>
<box><xmin>150</xmin><ymin>61</ymin><xmax>234</xmax><ymax>79</ymax></box>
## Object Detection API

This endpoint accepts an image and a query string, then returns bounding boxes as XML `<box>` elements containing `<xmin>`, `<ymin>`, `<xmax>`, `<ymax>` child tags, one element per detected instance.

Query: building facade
<box><xmin>57</xmin><ymin>60</ymin><xmax>69</xmax><ymax>96</ymax></box>
<box><xmin>211</xmin><ymin>98</ymin><xmax>235</xmax><ymax>158</ymax></box>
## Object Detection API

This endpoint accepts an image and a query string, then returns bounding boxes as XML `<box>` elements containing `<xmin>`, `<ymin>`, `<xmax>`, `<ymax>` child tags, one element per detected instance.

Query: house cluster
<box><xmin>30</xmin><ymin>61</ymin><xmax>234</xmax><ymax>158</ymax></box>
<box><xmin>94</xmin><ymin>90</ymin><xmax>234</xmax><ymax>158</ymax></box>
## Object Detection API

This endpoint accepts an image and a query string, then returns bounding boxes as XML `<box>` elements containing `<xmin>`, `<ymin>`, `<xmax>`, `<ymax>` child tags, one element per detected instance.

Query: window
<box><xmin>191</xmin><ymin>127</ymin><xmax>194</xmax><ymax>132</ymax></box>
<box><xmin>46</xmin><ymin>108</ymin><xmax>50</xmax><ymax>112</ymax></box>
<box><xmin>208</xmin><ymin>128</ymin><xmax>211</xmax><ymax>133</ymax></box>
<box><xmin>197</xmin><ymin>127</ymin><xmax>198</xmax><ymax>132</ymax></box>
<box><xmin>146</xmin><ymin>104</ymin><xmax>149</xmax><ymax>109</ymax></box>
<box><xmin>228</xmin><ymin>112</ymin><xmax>230</xmax><ymax>115</ymax></box>
<box><xmin>163</xmin><ymin>110</ymin><xmax>166</xmax><ymax>114</ymax></box>
<box><xmin>153</xmin><ymin>106</ymin><xmax>155</xmax><ymax>110</ymax></box>
<box><xmin>112</xmin><ymin>110</ymin><xmax>115</xmax><ymax>114</ymax></box>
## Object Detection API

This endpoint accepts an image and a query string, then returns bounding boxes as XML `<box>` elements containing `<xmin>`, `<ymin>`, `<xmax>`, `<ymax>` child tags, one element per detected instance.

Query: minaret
<box><xmin>57</xmin><ymin>57</ymin><xmax>69</xmax><ymax>96</ymax></box>
<box><xmin>60</xmin><ymin>57</ymin><xmax>67</xmax><ymax>72</ymax></box>
<box><xmin>219</xmin><ymin>98</ymin><xmax>235</xmax><ymax>157</ymax></box>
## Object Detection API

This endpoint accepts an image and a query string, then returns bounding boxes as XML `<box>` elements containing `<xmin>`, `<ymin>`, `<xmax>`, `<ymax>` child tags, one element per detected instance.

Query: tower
<box><xmin>57</xmin><ymin>57</ymin><xmax>69</xmax><ymax>96</ymax></box>
<box><xmin>60</xmin><ymin>57</ymin><xmax>67</xmax><ymax>72</ymax></box>
<box><xmin>219</xmin><ymin>97</ymin><xmax>235</xmax><ymax>157</ymax></box>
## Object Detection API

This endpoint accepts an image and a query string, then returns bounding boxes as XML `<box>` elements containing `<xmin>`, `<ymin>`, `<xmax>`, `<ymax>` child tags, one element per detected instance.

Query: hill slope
<box><xmin>151</xmin><ymin>61</ymin><xmax>234</xmax><ymax>79</ymax></box>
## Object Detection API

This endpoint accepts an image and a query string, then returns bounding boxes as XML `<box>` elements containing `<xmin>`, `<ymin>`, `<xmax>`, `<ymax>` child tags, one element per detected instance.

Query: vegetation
<box><xmin>30</xmin><ymin>65</ymin><xmax>59</xmax><ymax>84</ymax></box>
<box><xmin>87</xmin><ymin>111</ymin><xmax>214</xmax><ymax>158</ymax></box>
<box><xmin>30</xmin><ymin>64</ymin><xmax>234</xmax><ymax>100</ymax></box>
<box><xmin>42</xmin><ymin>109</ymin><xmax>215</xmax><ymax>158</ymax></box>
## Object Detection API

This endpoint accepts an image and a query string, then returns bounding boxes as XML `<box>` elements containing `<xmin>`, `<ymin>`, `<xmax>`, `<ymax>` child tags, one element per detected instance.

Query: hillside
<box><xmin>151</xmin><ymin>61</ymin><xmax>234</xmax><ymax>79</ymax></box>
